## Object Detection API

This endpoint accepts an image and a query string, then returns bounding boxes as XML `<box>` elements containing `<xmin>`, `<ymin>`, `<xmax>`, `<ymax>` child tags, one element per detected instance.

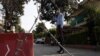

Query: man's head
<box><xmin>56</xmin><ymin>8</ymin><xmax>60</xmax><ymax>14</ymax></box>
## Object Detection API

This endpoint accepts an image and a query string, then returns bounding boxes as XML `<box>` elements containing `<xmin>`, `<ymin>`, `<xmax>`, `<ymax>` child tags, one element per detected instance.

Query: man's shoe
<box><xmin>57</xmin><ymin>50</ymin><xmax>64</xmax><ymax>54</ymax></box>
<box><xmin>57</xmin><ymin>50</ymin><xmax>60</xmax><ymax>53</ymax></box>
<box><xmin>60</xmin><ymin>50</ymin><xmax>64</xmax><ymax>54</ymax></box>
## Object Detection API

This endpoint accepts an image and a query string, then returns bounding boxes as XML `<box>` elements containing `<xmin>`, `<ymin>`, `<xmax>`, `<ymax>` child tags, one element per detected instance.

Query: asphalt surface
<box><xmin>34</xmin><ymin>44</ymin><xmax>100</xmax><ymax>56</ymax></box>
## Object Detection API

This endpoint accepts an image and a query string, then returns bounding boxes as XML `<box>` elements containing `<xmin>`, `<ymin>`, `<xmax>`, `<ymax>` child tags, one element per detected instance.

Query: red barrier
<box><xmin>0</xmin><ymin>33</ymin><xmax>34</xmax><ymax>56</ymax></box>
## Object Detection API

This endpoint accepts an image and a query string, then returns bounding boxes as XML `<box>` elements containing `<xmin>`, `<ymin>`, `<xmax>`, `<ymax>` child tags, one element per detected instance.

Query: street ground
<box><xmin>34</xmin><ymin>44</ymin><xmax>100</xmax><ymax>56</ymax></box>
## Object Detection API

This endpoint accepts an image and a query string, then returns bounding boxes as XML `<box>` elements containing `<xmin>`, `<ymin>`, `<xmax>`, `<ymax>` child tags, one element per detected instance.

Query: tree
<box><xmin>0</xmin><ymin>0</ymin><xmax>30</xmax><ymax>32</ymax></box>
<box><xmin>35</xmin><ymin>23</ymin><xmax>45</xmax><ymax>33</ymax></box>
<box><xmin>34</xmin><ymin>0</ymin><xmax>99</xmax><ymax>45</ymax></box>
<box><xmin>49</xmin><ymin>28</ymin><xmax>56</xmax><ymax>35</ymax></box>
<box><xmin>33</xmin><ymin>23</ymin><xmax>45</xmax><ymax>38</ymax></box>
<box><xmin>34</xmin><ymin>0</ymin><xmax>81</xmax><ymax>21</ymax></box>
<box><xmin>15</xmin><ymin>24</ymin><xmax>25</xmax><ymax>33</ymax></box>
<box><xmin>85</xmin><ymin>3</ymin><xmax>99</xmax><ymax>45</ymax></box>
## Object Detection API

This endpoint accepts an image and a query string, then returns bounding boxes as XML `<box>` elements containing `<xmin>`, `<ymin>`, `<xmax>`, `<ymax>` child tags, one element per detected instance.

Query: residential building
<box><xmin>69</xmin><ymin>0</ymin><xmax>100</xmax><ymax>27</ymax></box>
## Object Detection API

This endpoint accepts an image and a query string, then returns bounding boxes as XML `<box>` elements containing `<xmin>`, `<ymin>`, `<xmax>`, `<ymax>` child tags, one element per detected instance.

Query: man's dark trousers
<box><xmin>57</xmin><ymin>25</ymin><xmax>64</xmax><ymax>52</ymax></box>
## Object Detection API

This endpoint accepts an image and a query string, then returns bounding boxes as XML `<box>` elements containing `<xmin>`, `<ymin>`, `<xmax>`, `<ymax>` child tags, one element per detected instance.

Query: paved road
<box><xmin>34</xmin><ymin>44</ymin><xmax>100</xmax><ymax>56</ymax></box>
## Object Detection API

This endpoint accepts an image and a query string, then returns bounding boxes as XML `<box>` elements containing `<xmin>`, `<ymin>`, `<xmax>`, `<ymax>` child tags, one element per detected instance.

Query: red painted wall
<box><xmin>0</xmin><ymin>33</ymin><xmax>34</xmax><ymax>56</ymax></box>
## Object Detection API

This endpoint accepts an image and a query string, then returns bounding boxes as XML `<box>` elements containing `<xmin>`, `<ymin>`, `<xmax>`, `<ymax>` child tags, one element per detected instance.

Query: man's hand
<box><xmin>51</xmin><ymin>20</ymin><xmax>55</xmax><ymax>24</ymax></box>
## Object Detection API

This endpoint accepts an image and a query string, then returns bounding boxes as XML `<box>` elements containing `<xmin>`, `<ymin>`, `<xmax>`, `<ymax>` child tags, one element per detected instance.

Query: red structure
<box><xmin>0</xmin><ymin>33</ymin><xmax>34</xmax><ymax>56</ymax></box>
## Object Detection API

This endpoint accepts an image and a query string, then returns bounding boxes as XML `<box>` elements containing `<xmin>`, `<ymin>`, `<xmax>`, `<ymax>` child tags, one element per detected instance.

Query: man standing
<box><xmin>52</xmin><ymin>9</ymin><xmax>65</xmax><ymax>54</ymax></box>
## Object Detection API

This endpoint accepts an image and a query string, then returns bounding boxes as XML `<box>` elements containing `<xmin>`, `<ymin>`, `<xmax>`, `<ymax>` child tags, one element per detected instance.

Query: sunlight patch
<box><xmin>43</xmin><ymin>54</ymin><xmax>68</xmax><ymax>56</ymax></box>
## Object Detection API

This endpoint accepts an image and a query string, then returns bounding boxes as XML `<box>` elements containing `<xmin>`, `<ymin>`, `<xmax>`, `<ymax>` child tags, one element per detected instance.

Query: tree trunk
<box><xmin>4</xmin><ymin>9</ymin><xmax>12</xmax><ymax>32</ymax></box>
<box><xmin>87</xmin><ymin>15</ymin><xmax>97</xmax><ymax>45</ymax></box>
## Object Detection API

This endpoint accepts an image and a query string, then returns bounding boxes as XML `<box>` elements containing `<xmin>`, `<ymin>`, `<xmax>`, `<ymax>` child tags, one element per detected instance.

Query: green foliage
<box><xmin>33</xmin><ymin>25</ymin><xmax>56</xmax><ymax>39</ymax></box>
<box><xmin>64</xmin><ymin>30</ymin><xmax>88</xmax><ymax>44</ymax></box>
<box><xmin>64</xmin><ymin>27</ymin><xmax>100</xmax><ymax>45</ymax></box>
<box><xmin>49</xmin><ymin>28</ymin><xmax>56</xmax><ymax>35</ymax></box>
<box><xmin>35</xmin><ymin>23</ymin><xmax>45</xmax><ymax>33</ymax></box>
<box><xmin>0</xmin><ymin>0</ymin><xmax>30</xmax><ymax>16</ymax></box>
<box><xmin>85</xmin><ymin>7</ymin><xmax>100</xmax><ymax>26</ymax></box>
<box><xmin>15</xmin><ymin>25</ymin><xmax>25</xmax><ymax>32</ymax></box>
<box><xmin>0</xmin><ymin>0</ymin><xmax>30</xmax><ymax>32</ymax></box>
<box><xmin>34</xmin><ymin>0</ymin><xmax>79</xmax><ymax>21</ymax></box>
<box><xmin>33</xmin><ymin>23</ymin><xmax>45</xmax><ymax>39</ymax></box>
<box><xmin>44</xmin><ymin>28</ymin><xmax>56</xmax><ymax>38</ymax></box>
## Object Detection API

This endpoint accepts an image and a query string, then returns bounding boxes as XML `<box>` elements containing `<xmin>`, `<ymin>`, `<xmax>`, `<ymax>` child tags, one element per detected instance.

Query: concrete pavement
<box><xmin>34</xmin><ymin>44</ymin><xmax>100</xmax><ymax>56</ymax></box>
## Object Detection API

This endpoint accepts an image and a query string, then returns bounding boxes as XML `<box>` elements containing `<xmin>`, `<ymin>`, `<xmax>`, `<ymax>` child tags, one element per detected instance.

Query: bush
<box><xmin>64</xmin><ymin>30</ymin><xmax>87</xmax><ymax>45</ymax></box>
<box><xmin>64</xmin><ymin>27</ymin><xmax>100</xmax><ymax>45</ymax></box>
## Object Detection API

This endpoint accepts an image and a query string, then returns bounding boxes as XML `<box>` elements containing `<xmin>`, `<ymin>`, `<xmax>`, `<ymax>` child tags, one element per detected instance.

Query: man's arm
<box><xmin>51</xmin><ymin>16</ymin><xmax>57</xmax><ymax>24</ymax></box>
